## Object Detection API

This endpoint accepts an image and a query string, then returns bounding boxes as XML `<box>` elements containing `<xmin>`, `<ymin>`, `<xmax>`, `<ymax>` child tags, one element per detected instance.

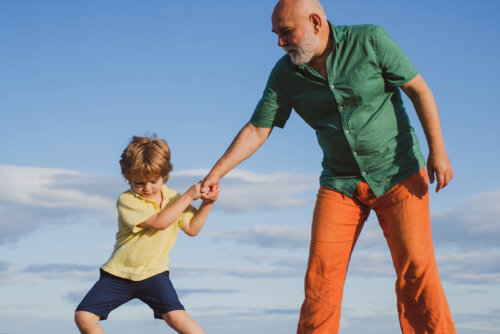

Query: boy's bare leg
<box><xmin>75</xmin><ymin>311</ymin><xmax>104</xmax><ymax>334</ymax></box>
<box><xmin>162</xmin><ymin>310</ymin><xmax>205</xmax><ymax>334</ymax></box>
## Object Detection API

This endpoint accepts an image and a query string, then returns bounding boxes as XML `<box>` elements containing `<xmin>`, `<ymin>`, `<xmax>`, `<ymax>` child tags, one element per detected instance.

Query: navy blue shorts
<box><xmin>76</xmin><ymin>269</ymin><xmax>184</xmax><ymax>320</ymax></box>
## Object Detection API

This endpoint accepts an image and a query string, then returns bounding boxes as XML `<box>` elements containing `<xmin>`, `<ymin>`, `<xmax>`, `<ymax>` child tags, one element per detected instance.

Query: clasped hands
<box><xmin>188</xmin><ymin>175</ymin><xmax>220</xmax><ymax>203</ymax></box>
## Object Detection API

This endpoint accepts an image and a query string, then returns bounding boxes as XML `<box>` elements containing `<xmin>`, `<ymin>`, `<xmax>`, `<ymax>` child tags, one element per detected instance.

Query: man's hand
<box><xmin>201</xmin><ymin>184</ymin><xmax>220</xmax><ymax>204</ymax></box>
<box><xmin>201</xmin><ymin>174</ymin><xmax>220</xmax><ymax>200</ymax></box>
<box><xmin>427</xmin><ymin>151</ymin><xmax>454</xmax><ymax>192</ymax></box>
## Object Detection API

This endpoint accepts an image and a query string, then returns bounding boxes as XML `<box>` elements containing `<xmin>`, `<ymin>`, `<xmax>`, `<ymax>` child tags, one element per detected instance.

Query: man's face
<box><xmin>272</xmin><ymin>7</ymin><xmax>319</xmax><ymax>65</ymax></box>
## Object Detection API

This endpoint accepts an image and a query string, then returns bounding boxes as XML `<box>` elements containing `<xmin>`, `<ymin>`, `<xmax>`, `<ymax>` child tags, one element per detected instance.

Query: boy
<box><xmin>75</xmin><ymin>135</ymin><xmax>219</xmax><ymax>334</ymax></box>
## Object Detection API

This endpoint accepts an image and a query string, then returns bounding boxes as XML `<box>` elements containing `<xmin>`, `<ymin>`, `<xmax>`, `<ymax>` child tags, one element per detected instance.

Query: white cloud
<box><xmin>212</xmin><ymin>225</ymin><xmax>310</xmax><ymax>248</ymax></box>
<box><xmin>0</xmin><ymin>262</ymin><xmax>97</xmax><ymax>285</ymax></box>
<box><xmin>431</xmin><ymin>189</ymin><xmax>500</xmax><ymax>247</ymax></box>
<box><xmin>0</xmin><ymin>165</ymin><xmax>317</xmax><ymax>243</ymax></box>
<box><xmin>172</xmin><ymin>263</ymin><xmax>304</xmax><ymax>279</ymax></box>
<box><xmin>0</xmin><ymin>165</ymin><xmax>123</xmax><ymax>243</ymax></box>
<box><xmin>0</xmin><ymin>165</ymin><xmax>117</xmax><ymax>212</ymax></box>
<box><xmin>173</xmin><ymin>168</ymin><xmax>317</xmax><ymax>212</ymax></box>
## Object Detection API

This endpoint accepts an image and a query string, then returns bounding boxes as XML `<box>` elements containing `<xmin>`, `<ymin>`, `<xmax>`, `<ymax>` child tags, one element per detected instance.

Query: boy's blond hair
<box><xmin>120</xmin><ymin>135</ymin><xmax>173</xmax><ymax>183</ymax></box>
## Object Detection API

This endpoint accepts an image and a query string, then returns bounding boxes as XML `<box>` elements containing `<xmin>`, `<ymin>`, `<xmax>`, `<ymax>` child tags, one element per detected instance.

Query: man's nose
<box><xmin>278</xmin><ymin>36</ymin><xmax>286</xmax><ymax>47</ymax></box>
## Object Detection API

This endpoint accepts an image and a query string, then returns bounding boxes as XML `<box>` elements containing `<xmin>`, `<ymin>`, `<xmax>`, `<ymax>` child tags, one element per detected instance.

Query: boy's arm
<box><xmin>182</xmin><ymin>185</ymin><xmax>220</xmax><ymax>237</ymax></box>
<box><xmin>139</xmin><ymin>183</ymin><xmax>201</xmax><ymax>230</ymax></box>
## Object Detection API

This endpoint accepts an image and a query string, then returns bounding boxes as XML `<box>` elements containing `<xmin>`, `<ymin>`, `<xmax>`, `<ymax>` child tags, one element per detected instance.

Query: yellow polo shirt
<box><xmin>101</xmin><ymin>185</ymin><xmax>196</xmax><ymax>281</ymax></box>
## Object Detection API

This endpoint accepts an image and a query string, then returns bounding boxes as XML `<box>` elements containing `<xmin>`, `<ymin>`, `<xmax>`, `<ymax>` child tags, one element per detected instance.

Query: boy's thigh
<box><xmin>136</xmin><ymin>271</ymin><xmax>184</xmax><ymax>319</ymax></box>
<box><xmin>76</xmin><ymin>269</ymin><xmax>134</xmax><ymax>320</ymax></box>
<box><xmin>162</xmin><ymin>310</ymin><xmax>204</xmax><ymax>333</ymax></box>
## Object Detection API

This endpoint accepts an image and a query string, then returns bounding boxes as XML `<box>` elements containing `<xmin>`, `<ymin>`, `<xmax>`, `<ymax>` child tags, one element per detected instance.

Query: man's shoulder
<box><xmin>341</xmin><ymin>24</ymin><xmax>387</xmax><ymax>40</ymax></box>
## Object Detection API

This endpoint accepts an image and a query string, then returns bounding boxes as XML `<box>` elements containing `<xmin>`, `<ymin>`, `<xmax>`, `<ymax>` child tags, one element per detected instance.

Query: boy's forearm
<box><xmin>142</xmin><ymin>192</ymin><xmax>195</xmax><ymax>230</ymax></box>
<box><xmin>184</xmin><ymin>201</ymin><xmax>213</xmax><ymax>236</ymax></box>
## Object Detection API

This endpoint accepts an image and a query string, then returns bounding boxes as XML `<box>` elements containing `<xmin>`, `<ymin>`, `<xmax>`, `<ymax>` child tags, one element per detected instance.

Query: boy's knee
<box><xmin>75</xmin><ymin>311</ymin><xmax>99</xmax><ymax>331</ymax></box>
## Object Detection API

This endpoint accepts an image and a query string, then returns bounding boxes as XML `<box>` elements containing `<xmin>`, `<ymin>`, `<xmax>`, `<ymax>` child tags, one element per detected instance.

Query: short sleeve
<box><xmin>372</xmin><ymin>26</ymin><xmax>419</xmax><ymax>86</ymax></box>
<box><xmin>117</xmin><ymin>192</ymin><xmax>156</xmax><ymax>233</ymax></box>
<box><xmin>250</xmin><ymin>63</ymin><xmax>292</xmax><ymax>128</ymax></box>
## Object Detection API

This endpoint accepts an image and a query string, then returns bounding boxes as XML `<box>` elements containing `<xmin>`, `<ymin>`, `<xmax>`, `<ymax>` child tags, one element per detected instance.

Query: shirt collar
<box><xmin>130</xmin><ymin>184</ymin><xmax>168</xmax><ymax>209</ymax></box>
<box><xmin>329</xmin><ymin>21</ymin><xmax>346</xmax><ymax>45</ymax></box>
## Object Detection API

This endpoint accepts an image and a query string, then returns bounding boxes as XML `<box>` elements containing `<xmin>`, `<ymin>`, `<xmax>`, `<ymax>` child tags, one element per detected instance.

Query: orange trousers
<box><xmin>297</xmin><ymin>168</ymin><xmax>456</xmax><ymax>334</ymax></box>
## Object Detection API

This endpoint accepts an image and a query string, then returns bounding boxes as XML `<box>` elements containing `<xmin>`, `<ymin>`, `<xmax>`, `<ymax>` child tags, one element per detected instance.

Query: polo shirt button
<box><xmin>339</xmin><ymin>106</ymin><xmax>344</xmax><ymax>111</ymax></box>
<box><xmin>345</xmin><ymin>130</ymin><xmax>350</xmax><ymax>134</ymax></box>
<box><xmin>362</xmin><ymin>171</ymin><xmax>367</xmax><ymax>175</ymax></box>
<box><xmin>331</xmin><ymin>84</ymin><xmax>335</xmax><ymax>89</ymax></box>
<box><xmin>354</xmin><ymin>151</ymin><xmax>358</xmax><ymax>155</ymax></box>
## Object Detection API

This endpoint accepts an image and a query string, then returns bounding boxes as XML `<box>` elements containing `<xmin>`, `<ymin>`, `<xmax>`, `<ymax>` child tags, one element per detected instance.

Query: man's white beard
<box><xmin>283</xmin><ymin>30</ymin><xmax>319</xmax><ymax>65</ymax></box>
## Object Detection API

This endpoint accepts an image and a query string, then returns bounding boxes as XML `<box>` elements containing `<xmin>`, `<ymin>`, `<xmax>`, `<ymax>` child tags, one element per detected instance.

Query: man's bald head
<box><xmin>272</xmin><ymin>0</ymin><xmax>327</xmax><ymax>23</ymax></box>
<box><xmin>271</xmin><ymin>0</ymin><xmax>330</xmax><ymax>65</ymax></box>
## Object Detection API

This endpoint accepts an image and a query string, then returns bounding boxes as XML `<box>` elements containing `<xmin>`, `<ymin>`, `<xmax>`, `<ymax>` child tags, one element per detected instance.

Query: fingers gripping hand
<box><xmin>202</xmin><ymin>185</ymin><xmax>220</xmax><ymax>203</ymax></box>
<box><xmin>201</xmin><ymin>175</ymin><xmax>220</xmax><ymax>198</ymax></box>
<box><xmin>189</xmin><ymin>182</ymin><xmax>202</xmax><ymax>201</ymax></box>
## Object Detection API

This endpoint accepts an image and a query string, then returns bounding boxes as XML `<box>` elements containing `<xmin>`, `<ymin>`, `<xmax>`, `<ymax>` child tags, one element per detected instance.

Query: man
<box><xmin>201</xmin><ymin>0</ymin><xmax>456</xmax><ymax>332</ymax></box>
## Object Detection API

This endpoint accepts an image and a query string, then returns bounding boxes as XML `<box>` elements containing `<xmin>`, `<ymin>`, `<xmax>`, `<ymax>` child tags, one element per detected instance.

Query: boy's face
<box><xmin>130</xmin><ymin>176</ymin><xmax>164</xmax><ymax>200</ymax></box>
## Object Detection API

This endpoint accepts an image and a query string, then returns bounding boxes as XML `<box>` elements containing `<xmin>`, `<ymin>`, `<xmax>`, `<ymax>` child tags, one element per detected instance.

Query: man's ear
<box><xmin>309</xmin><ymin>13</ymin><xmax>322</xmax><ymax>33</ymax></box>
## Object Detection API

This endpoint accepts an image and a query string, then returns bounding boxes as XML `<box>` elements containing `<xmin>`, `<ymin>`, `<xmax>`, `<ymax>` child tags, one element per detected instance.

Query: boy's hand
<box><xmin>188</xmin><ymin>182</ymin><xmax>202</xmax><ymax>201</ymax></box>
<box><xmin>201</xmin><ymin>185</ymin><xmax>220</xmax><ymax>204</ymax></box>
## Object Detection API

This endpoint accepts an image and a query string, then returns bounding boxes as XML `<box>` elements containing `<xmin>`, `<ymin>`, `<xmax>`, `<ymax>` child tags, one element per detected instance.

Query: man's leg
<box><xmin>297</xmin><ymin>186</ymin><xmax>370</xmax><ymax>334</ymax></box>
<box><xmin>373</xmin><ymin>168</ymin><xmax>456</xmax><ymax>333</ymax></box>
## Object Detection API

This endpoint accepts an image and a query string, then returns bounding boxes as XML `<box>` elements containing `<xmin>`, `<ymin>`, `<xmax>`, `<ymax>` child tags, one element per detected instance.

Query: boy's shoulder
<box><xmin>161</xmin><ymin>185</ymin><xmax>181</xmax><ymax>202</ymax></box>
<box><xmin>116</xmin><ymin>189</ymin><xmax>142</xmax><ymax>209</ymax></box>
<box><xmin>117</xmin><ymin>188</ymin><xmax>135</xmax><ymax>201</ymax></box>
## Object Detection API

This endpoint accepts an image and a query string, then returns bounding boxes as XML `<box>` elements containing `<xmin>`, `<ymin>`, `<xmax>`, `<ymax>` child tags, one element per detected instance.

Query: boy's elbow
<box><xmin>184</xmin><ymin>229</ymin><xmax>199</xmax><ymax>237</ymax></box>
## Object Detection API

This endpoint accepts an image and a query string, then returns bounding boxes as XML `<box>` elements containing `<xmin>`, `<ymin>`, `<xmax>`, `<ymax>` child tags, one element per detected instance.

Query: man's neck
<box><xmin>308</xmin><ymin>32</ymin><xmax>334</xmax><ymax>78</ymax></box>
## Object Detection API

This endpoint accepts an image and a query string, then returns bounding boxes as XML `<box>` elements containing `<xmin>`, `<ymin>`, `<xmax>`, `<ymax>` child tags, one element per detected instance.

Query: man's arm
<box><xmin>201</xmin><ymin>122</ymin><xmax>272</xmax><ymax>194</ymax></box>
<box><xmin>400</xmin><ymin>74</ymin><xmax>453</xmax><ymax>192</ymax></box>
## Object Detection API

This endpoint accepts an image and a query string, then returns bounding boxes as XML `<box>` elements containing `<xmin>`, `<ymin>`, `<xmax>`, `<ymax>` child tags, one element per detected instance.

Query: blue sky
<box><xmin>1</xmin><ymin>1</ymin><xmax>499</xmax><ymax>333</ymax></box>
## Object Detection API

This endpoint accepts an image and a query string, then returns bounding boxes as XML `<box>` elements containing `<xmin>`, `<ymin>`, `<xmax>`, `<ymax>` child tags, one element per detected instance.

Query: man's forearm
<box><xmin>400</xmin><ymin>74</ymin><xmax>445</xmax><ymax>153</ymax></box>
<box><xmin>400</xmin><ymin>74</ymin><xmax>453</xmax><ymax>191</ymax></box>
<box><xmin>207</xmin><ymin>122</ymin><xmax>272</xmax><ymax>179</ymax></box>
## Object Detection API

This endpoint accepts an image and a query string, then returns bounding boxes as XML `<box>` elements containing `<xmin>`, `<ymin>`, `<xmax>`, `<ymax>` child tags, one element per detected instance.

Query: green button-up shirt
<box><xmin>250</xmin><ymin>23</ymin><xmax>425</xmax><ymax>197</ymax></box>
